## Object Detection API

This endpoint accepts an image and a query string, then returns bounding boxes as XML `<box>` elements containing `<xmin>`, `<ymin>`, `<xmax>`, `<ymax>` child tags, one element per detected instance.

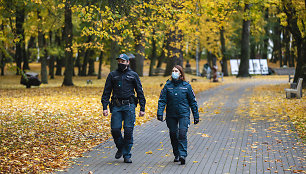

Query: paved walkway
<box><xmin>59</xmin><ymin>79</ymin><xmax>305</xmax><ymax>174</ymax></box>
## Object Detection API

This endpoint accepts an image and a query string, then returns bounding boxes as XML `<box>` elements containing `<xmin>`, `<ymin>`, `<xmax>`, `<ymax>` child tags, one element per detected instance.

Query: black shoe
<box><xmin>179</xmin><ymin>156</ymin><xmax>186</xmax><ymax>165</ymax></box>
<box><xmin>174</xmin><ymin>156</ymin><xmax>179</xmax><ymax>162</ymax></box>
<box><xmin>115</xmin><ymin>150</ymin><xmax>122</xmax><ymax>159</ymax></box>
<box><xmin>124</xmin><ymin>158</ymin><xmax>132</xmax><ymax>163</ymax></box>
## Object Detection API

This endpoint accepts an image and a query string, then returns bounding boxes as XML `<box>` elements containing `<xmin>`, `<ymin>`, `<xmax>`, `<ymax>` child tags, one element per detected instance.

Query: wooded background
<box><xmin>0</xmin><ymin>0</ymin><xmax>305</xmax><ymax>87</ymax></box>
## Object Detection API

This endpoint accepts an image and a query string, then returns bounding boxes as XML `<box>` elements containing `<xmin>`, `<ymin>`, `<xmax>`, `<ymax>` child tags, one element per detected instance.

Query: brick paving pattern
<box><xmin>59</xmin><ymin>79</ymin><xmax>305</xmax><ymax>174</ymax></box>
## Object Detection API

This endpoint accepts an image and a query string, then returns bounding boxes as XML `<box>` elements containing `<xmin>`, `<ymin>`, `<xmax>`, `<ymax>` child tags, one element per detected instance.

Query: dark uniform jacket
<box><xmin>157</xmin><ymin>79</ymin><xmax>199</xmax><ymax>119</ymax></box>
<box><xmin>101</xmin><ymin>68</ymin><xmax>146</xmax><ymax>112</ymax></box>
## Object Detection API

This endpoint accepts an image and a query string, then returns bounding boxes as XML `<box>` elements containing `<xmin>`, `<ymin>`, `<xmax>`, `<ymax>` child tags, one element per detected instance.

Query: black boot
<box><xmin>124</xmin><ymin>158</ymin><xmax>132</xmax><ymax>163</ymax></box>
<box><xmin>115</xmin><ymin>149</ymin><xmax>122</xmax><ymax>159</ymax></box>
<box><xmin>179</xmin><ymin>156</ymin><xmax>186</xmax><ymax>165</ymax></box>
<box><xmin>174</xmin><ymin>156</ymin><xmax>179</xmax><ymax>162</ymax></box>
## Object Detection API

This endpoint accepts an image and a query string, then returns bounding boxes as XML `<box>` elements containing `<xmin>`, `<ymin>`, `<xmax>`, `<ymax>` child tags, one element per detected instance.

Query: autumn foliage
<box><xmin>249</xmin><ymin>84</ymin><xmax>306</xmax><ymax>142</ymax></box>
<box><xmin>0</xmin><ymin>75</ymin><xmax>219</xmax><ymax>173</ymax></box>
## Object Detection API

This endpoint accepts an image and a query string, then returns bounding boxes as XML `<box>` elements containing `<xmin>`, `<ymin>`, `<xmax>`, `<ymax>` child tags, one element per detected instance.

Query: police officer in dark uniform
<box><xmin>101</xmin><ymin>53</ymin><xmax>146</xmax><ymax>163</ymax></box>
<box><xmin>157</xmin><ymin>65</ymin><xmax>199</xmax><ymax>165</ymax></box>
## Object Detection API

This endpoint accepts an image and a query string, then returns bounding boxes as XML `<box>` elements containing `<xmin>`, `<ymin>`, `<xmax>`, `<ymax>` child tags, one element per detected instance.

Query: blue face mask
<box><xmin>172</xmin><ymin>72</ymin><xmax>180</xmax><ymax>80</ymax></box>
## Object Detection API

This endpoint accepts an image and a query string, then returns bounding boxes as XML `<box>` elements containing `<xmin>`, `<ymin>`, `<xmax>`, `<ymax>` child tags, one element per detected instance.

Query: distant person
<box><xmin>185</xmin><ymin>60</ymin><xmax>191</xmax><ymax>68</ymax></box>
<box><xmin>185</xmin><ymin>60</ymin><xmax>191</xmax><ymax>74</ymax></box>
<box><xmin>202</xmin><ymin>63</ymin><xmax>211</xmax><ymax>79</ymax></box>
<box><xmin>212</xmin><ymin>65</ymin><xmax>218</xmax><ymax>82</ymax></box>
<box><xmin>101</xmin><ymin>53</ymin><xmax>146</xmax><ymax>163</ymax></box>
<box><xmin>157</xmin><ymin>65</ymin><xmax>199</xmax><ymax>165</ymax></box>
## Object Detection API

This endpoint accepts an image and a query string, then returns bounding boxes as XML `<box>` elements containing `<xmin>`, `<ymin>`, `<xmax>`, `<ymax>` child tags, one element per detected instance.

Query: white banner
<box><xmin>259</xmin><ymin>59</ymin><xmax>269</xmax><ymax>74</ymax></box>
<box><xmin>230</xmin><ymin>59</ymin><xmax>240</xmax><ymax>75</ymax></box>
<box><xmin>230</xmin><ymin>59</ymin><xmax>269</xmax><ymax>75</ymax></box>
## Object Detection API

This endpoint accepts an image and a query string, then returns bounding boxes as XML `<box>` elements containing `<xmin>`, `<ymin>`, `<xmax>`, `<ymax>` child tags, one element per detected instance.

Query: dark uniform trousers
<box><xmin>111</xmin><ymin>104</ymin><xmax>136</xmax><ymax>159</ymax></box>
<box><xmin>166</xmin><ymin>117</ymin><xmax>190</xmax><ymax>157</ymax></box>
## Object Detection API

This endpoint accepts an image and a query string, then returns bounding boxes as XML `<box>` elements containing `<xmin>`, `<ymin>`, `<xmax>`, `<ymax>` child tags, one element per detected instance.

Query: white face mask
<box><xmin>172</xmin><ymin>72</ymin><xmax>180</xmax><ymax>80</ymax></box>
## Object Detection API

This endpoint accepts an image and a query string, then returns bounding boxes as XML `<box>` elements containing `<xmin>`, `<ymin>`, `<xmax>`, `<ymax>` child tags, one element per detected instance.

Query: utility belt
<box><xmin>111</xmin><ymin>96</ymin><xmax>138</xmax><ymax>107</ymax></box>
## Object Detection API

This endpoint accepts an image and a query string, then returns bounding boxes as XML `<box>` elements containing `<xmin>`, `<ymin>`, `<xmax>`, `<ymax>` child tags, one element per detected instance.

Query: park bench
<box><xmin>285</xmin><ymin>78</ymin><xmax>303</xmax><ymax>99</ymax></box>
<box><xmin>288</xmin><ymin>74</ymin><xmax>294</xmax><ymax>82</ymax></box>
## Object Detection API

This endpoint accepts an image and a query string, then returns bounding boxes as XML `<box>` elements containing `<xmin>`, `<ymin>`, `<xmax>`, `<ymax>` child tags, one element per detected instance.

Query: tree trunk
<box><xmin>26</xmin><ymin>36</ymin><xmax>35</xmax><ymax>67</ymax></box>
<box><xmin>110</xmin><ymin>40</ymin><xmax>119</xmax><ymax>72</ymax></box>
<box><xmin>281</xmin><ymin>0</ymin><xmax>306</xmax><ymax>87</ymax></box>
<box><xmin>49</xmin><ymin>56</ymin><xmax>55</xmax><ymax>79</ymax></box>
<box><xmin>164</xmin><ymin>29</ymin><xmax>183</xmax><ymax>76</ymax></box>
<box><xmin>134</xmin><ymin>32</ymin><xmax>145</xmax><ymax>76</ymax></box>
<box><xmin>55</xmin><ymin>29</ymin><xmax>63</xmax><ymax>76</ymax></box>
<box><xmin>237</xmin><ymin>4</ymin><xmax>251</xmax><ymax>77</ymax></box>
<box><xmin>177</xmin><ymin>30</ymin><xmax>184</xmax><ymax>66</ymax></box>
<box><xmin>1</xmin><ymin>23</ymin><xmax>6</xmax><ymax>75</ymax></box>
<box><xmin>38</xmin><ymin>10</ymin><xmax>48</xmax><ymax>84</ymax></box>
<box><xmin>250</xmin><ymin>36</ymin><xmax>256</xmax><ymax>59</ymax></box>
<box><xmin>41</xmin><ymin>43</ymin><xmax>48</xmax><ymax>84</ymax></box>
<box><xmin>156</xmin><ymin>46</ymin><xmax>165</xmax><ymax>69</ymax></box>
<box><xmin>272</xmin><ymin>18</ymin><xmax>282</xmax><ymax>64</ymax></box>
<box><xmin>207</xmin><ymin>51</ymin><xmax>212</xmax><ymax>68</ymax></box>
<box><xmin>290</xmin><ymin>41</ymin><xmax>295</xmax><ymax>67</ymax></box>
<box><xmin>80</xmin><ymin>36</ymin><xmax>92</xmax><ymax>76</ymax></box>
<box><xmin>62</xmin><ymin>0</ymin><xmax>74</xmax><ymax>86</ymax></box>
<box><xmin>164</xmin><ymin>30</ymin><xmax>174</xmax><ymax>76</ymax></box>
<box><xmin>262</xmin><ymin>8</ymin><xmax>269</xmax><ymax>59</ymax></box>
<box><xmin>75</xmin><ymin>49</ymin><xmax>83</xmax><ymax>75</ymax></box>
<box><xmin>98</xmin><ymin>51</ymin><xmax>103</xmax><ymax>79</ymax></box>
<box><xmin>288</xmin><ymin>34</ymin><xmax>294</xmax><ymax>67</ymax></box>
<box><xmin>149</xmin><ymin>30</ymin><xmax>157</xmax><ymax>76</ymax></box>
<box><xmin>48</xmin><ymin>31</ymin><xmax>55</xmax><ymax>79</ymax></box>
<box><xmin>294</xmin><ymin>39</ymin><xmax>306</xmax><ymax>87</ymax></box>
<box><xmin>130</xmin><ymin>57</ymin><xmax>136</xmax><ymax>72</ymax></box>
<box><xmin>55</xmin><ymin>57</ymin><xmax>63</xmax><ymax>75</ymax></box>
<box><xmin>107</xmin><ymin>0</ymin><xmax>121</xmax><ymax>72</ymax></box>
<box><xmin>15</xmin><ymin>2</ymin><xmax>25</xmax><ymax>75</ymax></box>
<box><xmin>212</xmin><ymin>54</ymin><xmax>217</xmax><ymax>66</ymax></box>
<box><xmin>0</xmin><ymin>51</ymin><xmax>4</xmax><ymax>75</ymax></box>
<box><xmin>88</xmin><ymin>50</ymin><xmax>95</xmax><ymax>76</ymax></box>
<box><xmin>22</xmin><ymin>45</ymin><xmax>29</xmax><ymax>70</ymax></box>
<box><xmin>196</xmin><ymin>42</ymin><xmax>201</xmax><ymax>76</ymax></box>
<box><xmin>22</xmin><ymin>24</ymin><xmax>29</xmax><ymax>71</ymax></box>
<box><xmin>279</xmin><ymin>27</ymin><xmax>283</xmax><ymax>67</ymax></box>
<box><xmin>220</xmin><ymin>27</ymin><xmax>228</xmax><ymax>76</ymax></box>
<box><xmin>283</xmin><ymin>26</ymin><xmax>290</xmax><ymax>66</ymax></box>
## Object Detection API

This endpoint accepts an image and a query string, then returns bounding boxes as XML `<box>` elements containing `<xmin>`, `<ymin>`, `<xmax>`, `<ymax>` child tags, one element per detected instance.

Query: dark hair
<box><xmin>173</xmin><ymin>65</ymin><xmax>186</xmax><ymax>81</ymax></box>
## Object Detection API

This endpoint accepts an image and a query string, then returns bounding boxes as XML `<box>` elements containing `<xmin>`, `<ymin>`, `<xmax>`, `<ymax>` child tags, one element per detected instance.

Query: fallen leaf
<box><xmin>146</xmin><ymin>151</ymin><xmax>153</xmax><ymax>154</ymax></box>
<box><xmin>201</xmin><ymin>134</ymin><xmax>211</xmax><ymax>137</ymax></box>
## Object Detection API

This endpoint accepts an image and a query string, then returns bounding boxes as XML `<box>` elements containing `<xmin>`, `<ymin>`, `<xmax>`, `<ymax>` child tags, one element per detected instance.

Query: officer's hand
<box><xmin>139</xmin><ymin>111</ymin><xmax>145</xmax><ymax>117</ymax></box>
<box><xmin>194</xmin><ymin>118</ymin><xmax>199</xmax><ymax>125</ymax></box>
<box><xmin>157</xmin><ymin>115</ymin><xmax>163</xmax><ymax>122</ymax></box>
<box><xmin>103</xmin><ymin>110</ymin><xmax>108</xmax><ymax>116</ymax></box>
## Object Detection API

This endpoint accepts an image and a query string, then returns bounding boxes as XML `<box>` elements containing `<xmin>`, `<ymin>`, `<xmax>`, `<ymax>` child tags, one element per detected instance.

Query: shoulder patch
<box><xmin>182</xmin><ymin>81</ymin><xmax>189</xmax><ymax>86</ymax></box>
<box><xmin>127</xmin><ymin>75</ymin><xmax>135</xmax><ymax>79</ymax></box>
<box><xmin>165</xmin><ymin>79</ymin><xmax>172</xmax><ymax>85</ymax></box>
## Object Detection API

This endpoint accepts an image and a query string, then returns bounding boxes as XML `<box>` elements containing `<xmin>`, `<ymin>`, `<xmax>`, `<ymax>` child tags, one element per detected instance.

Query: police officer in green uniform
<box><xmin>101</xmin><ymin>54</ymin><xmax>146</xmax><ymax>163</ymax></box>
<box><xmin>157</xmin><ymin>65</ymin><xmax>199</xmax><ymax>165</ymax></box>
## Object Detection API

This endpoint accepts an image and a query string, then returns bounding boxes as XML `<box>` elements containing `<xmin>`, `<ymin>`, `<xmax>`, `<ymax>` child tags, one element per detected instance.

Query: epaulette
<box><xmin>182</xmin><ymin>81</ymin><xmax>190</xmax><ymax>86</ymax></box>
